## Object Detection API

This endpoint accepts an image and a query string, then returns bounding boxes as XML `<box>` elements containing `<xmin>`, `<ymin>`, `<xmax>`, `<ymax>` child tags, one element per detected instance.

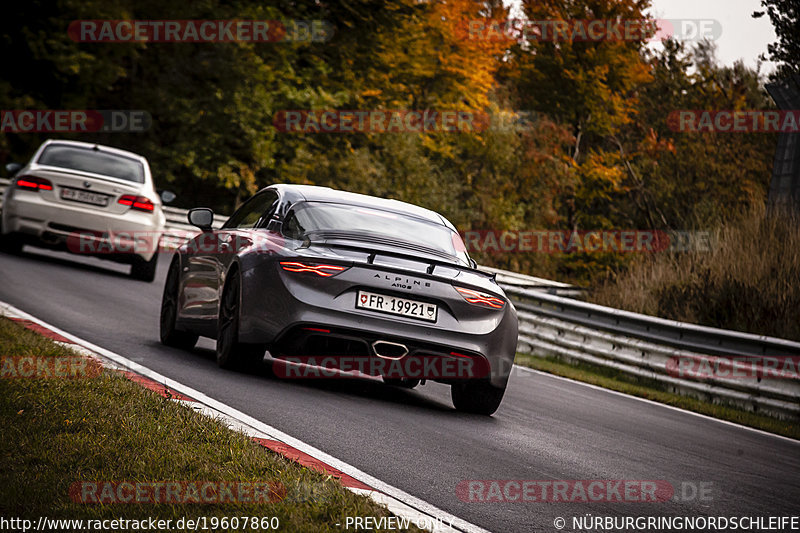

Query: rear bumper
<box><xmin>2</xmin><ymin>189</ymin><xmax>164</xmax><ymax>261</ymax></box>
<box><xmin>270</xmin><ymin>323</ymin><xmax>499</xmax><ymax>384</ymax></box>
<box><xmin>237</xmin><ymin>263</ymin><xmax>518</xmax><ymax>388</ymax></box>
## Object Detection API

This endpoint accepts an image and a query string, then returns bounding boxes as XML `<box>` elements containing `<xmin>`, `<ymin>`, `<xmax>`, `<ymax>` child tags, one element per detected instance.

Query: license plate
<box><xmin>60</xmin><ymin>188</ymin><xmax>109</xmax><ymax>207</ymax></box>
<box><xmin>356</xmin><ymin>291</ymin><xmax>437</xmax><ymax>322</ymax></box>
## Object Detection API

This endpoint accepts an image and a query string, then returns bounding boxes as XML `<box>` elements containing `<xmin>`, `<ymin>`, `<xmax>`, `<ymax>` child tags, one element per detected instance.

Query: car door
<box><xmin>215</xmin><ymin>189</ymin><xmax>280</xmax><ymax>298</ymax></box>
<box><xmin>180</xmin><ymin>190</ymin><xmax>279</xmax><ymax>327</ymax></box>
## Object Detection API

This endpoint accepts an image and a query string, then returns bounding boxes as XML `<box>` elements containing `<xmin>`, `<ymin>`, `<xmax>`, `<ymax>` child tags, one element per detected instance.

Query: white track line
<box><xmin>0</xmin><ymin>301</ymin><xmax>490</xmax><ymax>533</ymax></box>
<box><xmin>513</xmin><ymin>364</ymin><xmax>800</xmax><ymax>445</ymax></box>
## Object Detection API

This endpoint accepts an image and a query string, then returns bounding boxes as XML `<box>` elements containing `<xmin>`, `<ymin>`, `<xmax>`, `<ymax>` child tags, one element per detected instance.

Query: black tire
<box><xmin>159</xmin><ymin>260</ymin><xmax>198</xmax><ymax>350</ymax></box>
<box><xmin>216</xmin><ymin>270</ymin><xmax>266</xmax><ymax>370</ymax></box>
<box><xmin>130</xmin><ymin>254</ymin><xmax>158</xmax><ymax>282</ymax></box>
<box><xmin>451</xmin><ymin>380</ymin><xmax>506</xmax><ymax>416</ymax></box>
<box><xmin>0</xmin><ymin>233</ymin><xmax>23</xmax><ymax>255</ymax></box>
<box><xmin>382</xmin><ymin>377</ymin><xmax>421</xmax><ymax>389</ymax></box>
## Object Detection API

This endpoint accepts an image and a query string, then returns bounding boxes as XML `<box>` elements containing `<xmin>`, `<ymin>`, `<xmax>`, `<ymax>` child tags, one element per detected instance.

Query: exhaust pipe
<box><xmin>371</xmin><ymin>340</ymin><xmax>408</xmax><ymax>360</ymax></box>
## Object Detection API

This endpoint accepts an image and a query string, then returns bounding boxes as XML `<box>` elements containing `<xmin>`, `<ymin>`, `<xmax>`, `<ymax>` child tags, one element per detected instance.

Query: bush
<box><xmin>590</xmin><ymin>206</ymin><xmax>800</xmax><ymax>341</ymax></box>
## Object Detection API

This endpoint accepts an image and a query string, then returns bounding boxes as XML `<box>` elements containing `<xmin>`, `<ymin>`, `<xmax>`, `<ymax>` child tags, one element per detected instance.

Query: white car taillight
<box><xmin>118</xmin><ymin>195</ymin><xmax>155</xmax><ymax>212</ymax></box>
<box><xmin>15</xmin><ymin>176</ymin><xmax>53</xmax><ymax>191</ymax></box>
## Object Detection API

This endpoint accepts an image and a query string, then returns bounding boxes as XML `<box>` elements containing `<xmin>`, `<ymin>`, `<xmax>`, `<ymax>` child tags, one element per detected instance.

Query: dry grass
<box><xmin>591</xmin><ymin>206</ymin><xmax>800</xmax><ymax>341</ymax></box>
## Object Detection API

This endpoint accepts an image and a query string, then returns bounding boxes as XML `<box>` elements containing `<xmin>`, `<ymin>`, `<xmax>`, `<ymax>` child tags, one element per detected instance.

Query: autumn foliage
<box><xmin>0</xmin><ymin>0</ymin><xmax>781</xmax><ymax>285</ymax></box>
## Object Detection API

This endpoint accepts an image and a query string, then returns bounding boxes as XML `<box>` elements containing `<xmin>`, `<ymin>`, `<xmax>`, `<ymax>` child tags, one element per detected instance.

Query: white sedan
<box><xmin>1</xmin><ymin>140</ymin><xmax>172</xmax><ymax>281</ymax></box>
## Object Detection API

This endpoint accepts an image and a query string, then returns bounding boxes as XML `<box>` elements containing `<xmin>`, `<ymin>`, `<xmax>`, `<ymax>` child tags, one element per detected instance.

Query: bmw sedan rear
<box><xmin>1</xmin><ymin>140</ymin><xmax>166</xmax><ymax>281</ymax></box>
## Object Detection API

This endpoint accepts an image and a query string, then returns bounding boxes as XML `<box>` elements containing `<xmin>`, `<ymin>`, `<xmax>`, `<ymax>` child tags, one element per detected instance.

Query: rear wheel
<box><xmin>130</xmin><ymin>254</ymin><xmax>158</xmax><ymax>282</ymax></box>
<box><xmin>159</xmin><ymin>260</ymin><xmax>198</xmax><ymax>350</ymax></box>
<box><xmin>217</xmin><ymin>270</ymin><xmax>266</xmax><ymax>370</ymax></box>
<box><xmin>451</xmin><ymin>380</ymin><xmax>506</xmax><ymax>416</ymax></box>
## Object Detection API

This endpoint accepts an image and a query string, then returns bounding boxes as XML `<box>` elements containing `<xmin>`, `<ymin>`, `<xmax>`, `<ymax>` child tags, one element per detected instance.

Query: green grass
<box><xmin>0</xmin><ymin>317</ymin><xmax>424</xmax><ymax>532</ymax></box>
<box><xmin>515</xmin><ymin>352</ymin><xmax>800</xmax><ymax>440</ymax></box>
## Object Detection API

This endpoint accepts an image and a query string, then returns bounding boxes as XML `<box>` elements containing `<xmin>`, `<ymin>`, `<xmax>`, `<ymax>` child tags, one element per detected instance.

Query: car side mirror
<box><xmin>159</xmin><ymin>190</ymin><xmax>177</xmax><ymax>204</ymax></box>
<box><xmin>188</xmin><ymin>208</ymin><xmax>214</xmax><ymax>231</ymax></box>
<box><xmin>5</xmin><ymin>162</ymin><xmax>21</xmax><ymax>175</ymax></box>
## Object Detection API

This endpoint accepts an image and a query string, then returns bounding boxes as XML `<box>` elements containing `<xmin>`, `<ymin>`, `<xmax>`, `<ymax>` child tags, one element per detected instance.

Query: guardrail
<box><xmin>506</xmin><ymin>285</ymin><xmax>800</xmax><ymax>419</ymax></box>
<box><xmin>3</xmin><ymin>177</ymin><xmax>798</xmax><ymax>417</ymax></box>
<box><xmin>477</xmin><ymin>265</ymin><xmax>585</xmax><ymax>297</ymax></box>
<box><xmin>504</xmin><ymin>286</ymin><xmax>800</xmax><ymax>358</ymax></box>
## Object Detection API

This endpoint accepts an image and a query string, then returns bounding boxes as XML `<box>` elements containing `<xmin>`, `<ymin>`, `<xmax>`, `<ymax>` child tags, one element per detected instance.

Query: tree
<box><xmin>505</xmin><ymin>0</ymin><xmax>656</xmax><ymax>237</ymax></box>
<box><xmin>631</xmin><ymin>40</ymin><xmax>775</xmax><ymax>228</ymax></box>
<box><xmin>753</xmin><ymin>0</ymin><xmax>800</xmax><ymax>78</ymax></box>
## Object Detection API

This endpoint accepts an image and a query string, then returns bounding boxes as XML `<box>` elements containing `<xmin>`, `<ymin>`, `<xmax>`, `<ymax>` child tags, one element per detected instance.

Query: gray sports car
<box><xmin>159</xmin><ymin>184</ymin><xmax>518</xmax><ymax>415</ymax></box>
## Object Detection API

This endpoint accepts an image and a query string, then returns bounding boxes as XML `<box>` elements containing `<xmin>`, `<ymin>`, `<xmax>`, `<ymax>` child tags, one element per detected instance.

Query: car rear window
<box><xmin>285</xmin><ymin>202</ymin><xmax>469</xmax><ymax>264</ymax></box>
<box><xmin>37</xmin><ymin>145</ymin><xmax>145</xmax><ymax>183</ymax></box>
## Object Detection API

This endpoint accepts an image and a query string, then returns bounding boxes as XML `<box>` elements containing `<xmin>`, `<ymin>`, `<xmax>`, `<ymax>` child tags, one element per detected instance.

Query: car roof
<box><xmin>266</xmin><ymin>184</ymin><xmax>452</xmax><ymax>228</ymax></box>
<box><xmin>39</xmin><ymin>139</ymin><xmax>148</xmax><ymax>164</ymax></box>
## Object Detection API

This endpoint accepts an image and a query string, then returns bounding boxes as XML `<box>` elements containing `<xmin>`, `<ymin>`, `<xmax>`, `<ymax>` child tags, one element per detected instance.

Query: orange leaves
<box><xmin>430</xmin><ymin>0</ymin><xmax>508</xmax><ymax>108</ymax></box>
<box><xmin>367</xmin><ymin>0</ymin><xmax>507</xmax><ymax>111</ymax></box>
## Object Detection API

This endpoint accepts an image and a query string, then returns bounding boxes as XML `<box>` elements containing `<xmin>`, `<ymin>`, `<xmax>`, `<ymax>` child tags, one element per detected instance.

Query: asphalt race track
<box><xmin>1</xmin><ymin>247</ymin><xmax>798</xmax><ymax>532</ymax></box>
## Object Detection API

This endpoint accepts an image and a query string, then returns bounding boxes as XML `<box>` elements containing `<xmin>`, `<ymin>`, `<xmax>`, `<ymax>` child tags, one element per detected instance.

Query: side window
<box><xmin>222</xmin><ymin>190</ymin><xmax>278</xmax><ymax>229</ymax></box>
<box><xmin>282</xmin><ymin>210</ymin><xmax>307</xmax><ymax>240</ymax></box>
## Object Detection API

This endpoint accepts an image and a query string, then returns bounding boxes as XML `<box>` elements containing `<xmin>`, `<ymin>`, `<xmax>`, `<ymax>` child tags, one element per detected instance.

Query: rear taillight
<box><xmin>280</xmin><ymin>262</ymin><xmax>348</xmax><ymax>277</ymax></box>
<box><xmin>454</xmin><ymin>286</ymin><xmax>505</xmax><ymax>309</ymax></box>
<box><xmin>15</xmin><ymin>176</ymin><xmax>53</xmax><ymax>191</ymax></box>
<box><xmin>118</xmin><ymin>195</ymin><xmax>155</xmax><ymax>212</ymax></box>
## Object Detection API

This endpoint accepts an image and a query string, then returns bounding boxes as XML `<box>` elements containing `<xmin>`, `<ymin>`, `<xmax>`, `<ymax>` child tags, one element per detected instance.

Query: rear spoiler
<box><xmin>315</xmin><ymin>239</ymin><xmax>497</xmax><ymax>281</ymax></box>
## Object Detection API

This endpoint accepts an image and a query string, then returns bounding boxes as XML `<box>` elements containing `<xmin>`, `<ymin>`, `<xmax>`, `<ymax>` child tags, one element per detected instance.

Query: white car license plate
<box><xmin>356</xmin><ymin>291</ymin><xmax>437</xmax><ymax>322</ymax></box>
<box><xmin>60</xmin><ymin>188</ymin><xmax>109</xmax><ymax>207</ymax></box>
